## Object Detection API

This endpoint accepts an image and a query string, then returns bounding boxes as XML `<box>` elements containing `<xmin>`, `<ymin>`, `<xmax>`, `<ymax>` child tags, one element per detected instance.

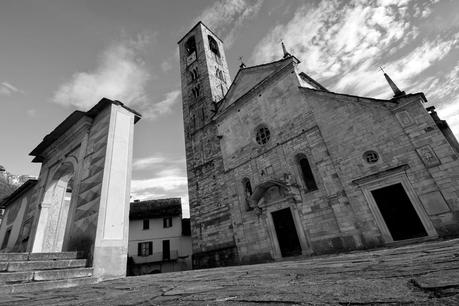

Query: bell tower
<box><xmin>178</xmin><ymin>21</ymin><xmax>230</xmax><ymax>131</ymax></box>
<box><xmin>178</xmin><ymin>22</ymin><xmax>237</xmax><ymax>268</ymax></box>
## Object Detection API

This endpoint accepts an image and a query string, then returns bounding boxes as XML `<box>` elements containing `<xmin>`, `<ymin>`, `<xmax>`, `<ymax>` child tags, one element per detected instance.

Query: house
<box><xmin>127</xmin><ymin>198</ymin><xmax>192</xmax><ymax>275</ymax></box>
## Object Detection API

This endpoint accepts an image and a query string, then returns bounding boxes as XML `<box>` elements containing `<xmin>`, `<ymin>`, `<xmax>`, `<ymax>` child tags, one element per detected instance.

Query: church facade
<box><xmin>179</xmin><ymin>22</ymin><xmax>459</xmax><ymax>268</ymax></box>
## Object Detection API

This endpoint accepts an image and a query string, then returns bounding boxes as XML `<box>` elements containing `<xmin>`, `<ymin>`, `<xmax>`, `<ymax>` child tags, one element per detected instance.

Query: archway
<box><xmin>33</xmin><ymin>161</ymin><xmax>75</xmax><ymax>253</ymax></box>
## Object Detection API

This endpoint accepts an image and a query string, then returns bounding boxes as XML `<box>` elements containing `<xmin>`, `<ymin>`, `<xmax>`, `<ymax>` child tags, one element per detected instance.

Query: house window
<box><xmin>143</xmin><ymin>219</ymin><xmax>149</xmax><ymax>230</ymax></box>
<box><xmin>1</xmin><ymin>228</ymin><xmax>12</xmax><ymax>250</ymax></box>
<box><xmin>297</xmin><ymin>155</ymin><xmax>318</xmax><ymax>192</ymax></box>
<box><xmin>138</xmin><ymin>241</ymin><xmax>153</xmax><ymax>256</ymax></box>
<box><xmin>163</xmin><ymin>217</ymin><xmax>173</xmax><ymax>228</ymax></box>
<box><xmin>363</xmin><ymin>150</ymin><xmax>379</xmax><ymax>164</ymax></box>
<box><xmin>208</xmin><ymin>35</ymin><xmax>220</xmax><ymax>57</ymax></box>
<box><xmin>255</xmin><ymin>125</ymin><xmax>271</xmax><ymax>145</ymax></box>
<box><xmin>185</xmin><ymin>36</ymin><xmax>196</xmax><ymax>56</ymax></box>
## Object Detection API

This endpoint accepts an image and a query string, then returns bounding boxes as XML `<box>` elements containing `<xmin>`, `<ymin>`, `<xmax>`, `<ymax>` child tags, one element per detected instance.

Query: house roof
<box><xmin>30</xmin><ymin>98</ymin><xmax>141</xmax><ymax>163</ymax></box>
<box><xmin>129</xmin><ymin>198</ymin><xmax>182</xmax><ymax>220</ymax></box>
<box><xmin>0</xmin><ymin>179</ymin><xmax>37</xmax><ymax>209</ymax></box>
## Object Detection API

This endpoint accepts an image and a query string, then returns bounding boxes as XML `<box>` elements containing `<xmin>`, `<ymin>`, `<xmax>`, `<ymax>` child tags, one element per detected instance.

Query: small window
<box><xmin>185</xmin><ymin>36</ymin><xmax>196</xmax><ymax>56</ymax></box>
<box><xmin>363</xmin><ymin>150</ymin><xmax>379</xmax><ymax>164</ymax></box>
<box><xmin>143</xmin><ymin>219</ymin><xmax>149</xmax><ymax>230</ymax></box>
<box><xmin>255</xmin><ymin>125</ymin><xmax>271</xmax><ymax>145</ymax></box>
<box><xmin>138</xmin><ymin>241</ymin><xmax>153</xmax><ymax>256</ymax></box>
<box><xmin>208</xmin><ymin>35</ymin><xmax>220</xmax><ymax>57</ymax></box>
<box><xmin>192</xmin><ymin>84</ymin><xmax>201</xmax><ymax>99</ymax></box>
<box><xmin>297</xmin><ymin>155</ymin><xmax>318</xmax><ymax>192</ymax></box>
<box><xmin>163</xmin><ymin>217</ymin><xmax>173</xmax><ymax>228</ymax></box>
<box><xmin>242</xmin><ymin>178</ymin><xmax>253</xmax><ymax>210</ymax></box>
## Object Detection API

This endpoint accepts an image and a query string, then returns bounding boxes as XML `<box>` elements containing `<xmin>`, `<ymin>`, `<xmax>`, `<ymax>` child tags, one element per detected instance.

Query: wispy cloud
<box><xmin>53</xmin><ymin>34</ymin><xmax>152</xmax><ymax>110</ymax></box>
<box><xmin>52</xmin><ymin>33</ymin><xmax>179</xmax><ymax>120</ymax></box>
<box><xmin>133</xmin><ymin>153</ymin><xmax>184</xmax><ymax>170</ymax></box>
<box><xmin>251</xmin><ymin>0</ymin><xmax>455</xmax><ymax>98</ymax></box>
<box><xmin>197</xmin><ymin>0</ymin><xmax>264</xmax><ymax>46</ymax></box>
<box><xmin>0</xmin><ymin>82</ymin><xmax>23</xmax><ymax>96</ymax></box>
<box><xmin>141</xmin><ymin>89</ymin><xmax>181</xmax><ymax>119</ymax></box>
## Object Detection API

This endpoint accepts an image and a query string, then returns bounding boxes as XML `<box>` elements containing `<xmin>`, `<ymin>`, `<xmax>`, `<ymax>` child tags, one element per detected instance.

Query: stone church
<box><xmin>179</xmin><ymin>22</ymin><xmax>459</xmax><ymax>268</ymax></box>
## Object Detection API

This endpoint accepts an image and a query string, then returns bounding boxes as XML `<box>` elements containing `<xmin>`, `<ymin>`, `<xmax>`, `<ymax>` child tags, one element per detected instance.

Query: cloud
<box><xmin>140</xmin><ymin>89</ymin><xmax>181</xmax><ymax>119</ymax></box>
<box><xmin>161</xmin><ymin>60</ymin><xmax>172</xmax><ymax>72</ymax></box>
<box><xmin>251</xmin><ymin>0</ymin><xmax>455</xmax><ymax>98</ymax></box>
<box><xmin>133</xmin><ymin>154</ymin><xmax>184</xmax><ymax>170</ymax></box>
<box><xmin>0</xmin><ymin>82</ymin><xmax>22</xmax><ymax>96</ymax></box>
<box><xmin>197</xmin><ymin>0</ymin><xmax>264</xmax><ymax>46</ymax></box>
<box><xmin>53</xmin><ymin>35</ymin><xmax>151</xmax><ymax>110</ymax></box>
<box><xmin>131</xmin><ymin>155</ymin><xmax>189</xmax><ymax>216</ymax></box>
<box><xmin>26</xmin><ymin>109</ymin><xmax>37</xmax><ymax>117</ymax></box>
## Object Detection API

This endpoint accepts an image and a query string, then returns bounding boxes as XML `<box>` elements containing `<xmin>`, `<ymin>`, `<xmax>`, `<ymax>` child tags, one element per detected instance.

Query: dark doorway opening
<box><xmin>162</xmin><ymin>240</ymin><xmax>170</xmax><ymax>261</ymax></box>
<box><xmin>271</xmin><ymin>208</ymin><xmax>302</xmax><ymax>257</ymax></box>
<box><xmin>371</xmin><ymin>183</ymin><xmax>427</xmax><ymax>241</ymax></box>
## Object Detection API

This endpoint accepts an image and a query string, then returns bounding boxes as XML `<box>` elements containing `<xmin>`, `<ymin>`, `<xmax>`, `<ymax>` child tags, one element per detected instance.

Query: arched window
<box><xmin>208</xmin><ymin>35</ymin><xmax>220</xmax><ymax>57</ymax></box>
<box><xmin>297</xmin><ymin>155</ymin><xmax>318</xmax><ymax>192</ymax></box>
<box><xmin>242</xmin><ymin>178</ymin><xmax>253</xmax><ymax>210</ymax></box>
<box><xmin>185</xmin><ymin>36</ymin><xmax>196</xmax><ymax>56</ymax></box>
<box><xmin>191</xmin><ymin>84</ymin><xmax>200</xmax><ymax>99</ymax></box>
<box><xmin>189</xmin><ymin>68</ymin><xmax>199</xmax><ymax>82</ymax></box>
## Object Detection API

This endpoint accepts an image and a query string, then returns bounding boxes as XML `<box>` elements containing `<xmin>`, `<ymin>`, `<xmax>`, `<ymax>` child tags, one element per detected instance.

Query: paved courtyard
<box><xmin>2</xmin><ymin>238</ymin><xmax>459</xmax><ymax>305</ymax></box>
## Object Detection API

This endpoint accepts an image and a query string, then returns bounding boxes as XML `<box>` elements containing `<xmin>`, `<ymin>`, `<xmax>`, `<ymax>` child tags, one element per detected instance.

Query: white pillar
<box><xmin>92</xmin><ymin>104</ymin><xmax>135</xmax><ymax>280</ymax></box>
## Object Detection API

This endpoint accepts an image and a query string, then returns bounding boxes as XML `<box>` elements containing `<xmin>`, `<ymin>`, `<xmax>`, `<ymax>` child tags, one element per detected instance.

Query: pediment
<box><xmin>217</xmin><ymin>57</ymin><xmax>294</xmax><ymax>115</ymax></box>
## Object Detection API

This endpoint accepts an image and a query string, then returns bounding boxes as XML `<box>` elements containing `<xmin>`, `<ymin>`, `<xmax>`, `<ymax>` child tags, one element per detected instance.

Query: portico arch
<box><xmin>33</xmin><ymin>159</ymin><xmax>76</xmax><ymax>253</ymax></box>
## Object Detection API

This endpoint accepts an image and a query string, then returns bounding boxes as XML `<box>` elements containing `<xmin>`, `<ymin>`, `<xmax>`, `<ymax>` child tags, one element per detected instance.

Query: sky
<box><xmin>1</xmin><ymin>0</ymin><xmax>458</xmax><ymax>217</ymax></box>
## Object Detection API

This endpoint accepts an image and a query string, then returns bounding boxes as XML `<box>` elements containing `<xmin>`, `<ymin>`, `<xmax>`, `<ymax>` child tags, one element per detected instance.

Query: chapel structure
<box><xmin>178</xmin><ymin>22</ymin><xmax>459</xmax><ymax>268</ymax></box>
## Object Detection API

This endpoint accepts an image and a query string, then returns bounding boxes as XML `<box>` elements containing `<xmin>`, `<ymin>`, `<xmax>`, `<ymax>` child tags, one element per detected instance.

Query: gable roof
<box><xmin>216</xmin><ymin>57</ymin><xmax>295</xmax><ymax>116</ymax></box>
<box><xmin>129</xmin><ymin>198</ymin><xmax>182</xmax><ymax>220</ymax></box>
<box><xmin>0</xmin><ymin>179</ymin><xmax>37</xmax><ymax>209</ymax></box>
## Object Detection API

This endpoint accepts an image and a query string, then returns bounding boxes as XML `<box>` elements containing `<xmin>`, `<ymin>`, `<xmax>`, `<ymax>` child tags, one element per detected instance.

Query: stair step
<box><xmin>0</xmin><ymin>262</ymin><xmax>7</xmax><ymax>272</ymax></box>
<box><xmin>28</xmin><ymin>252</ymin><xmax>81</xmax><ymax>261</ymax></box>
<box><xmin>0</xmin><ymin>252</ymin><xmax>81</xmax><ymax>262</ymax></box>
<box><xmin>34</xmin><ymin>267</ymin><xmax>93</xmax><ymax>281</ymax></box>
<box><xmin>0</xmin><ymin>253</ymin><xmax>29</xmax><ymax>262</ymax></box>
<box><xmin>0</xmin><ymin>271</ymin><xmax>33</xmax><ymax>284</ymax></box>
<box><xmin>7</xmin><ymin>259</ymin><xmax>87</xmax><ymax>272</ymax></box>
<box><xmin>0</xmin><ymin>276</ymin><xmax>98</xmax><ymax>294</ymax></box>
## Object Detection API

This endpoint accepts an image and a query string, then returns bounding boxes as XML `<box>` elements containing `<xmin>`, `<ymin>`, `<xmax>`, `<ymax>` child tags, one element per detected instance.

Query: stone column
<box><xmin>92</xmin><ymin>104</ymin><xmax>135</xmax><ymax>280</ymax></box>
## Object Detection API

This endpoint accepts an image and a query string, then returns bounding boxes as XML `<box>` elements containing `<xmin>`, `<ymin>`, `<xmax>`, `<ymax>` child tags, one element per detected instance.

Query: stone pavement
<box><xmin>1</xmin><ymin>238</ymin><xmax>459</xmax><ymax>305</ymax></box>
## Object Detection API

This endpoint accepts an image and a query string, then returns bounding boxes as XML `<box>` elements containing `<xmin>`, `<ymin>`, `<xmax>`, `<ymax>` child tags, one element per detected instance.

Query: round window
<box><xmin>255</xmin><ymin>126</ymin><xmax>271</xmax><ymax>145</ymax></box>
<box><xmin>363</xmin><ymin>150</ymin><xmax>379</xmax><ymax>164</ymax></box>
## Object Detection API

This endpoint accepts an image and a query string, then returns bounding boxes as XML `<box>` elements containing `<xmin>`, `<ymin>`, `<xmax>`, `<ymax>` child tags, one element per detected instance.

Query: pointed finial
<box><xmin>281</xmin><ymin>41</ymin><xmax>291</xmax><ymax>58</ymax></box>
<box><xmin>380</xmin><ymin>67</ymin><xmax>405</xmax><ymax>98</ymax></box>
<box><xmin>239</xmin><ymin>56</ymin><xmax>246</xmax><ymax>69</ymax></box>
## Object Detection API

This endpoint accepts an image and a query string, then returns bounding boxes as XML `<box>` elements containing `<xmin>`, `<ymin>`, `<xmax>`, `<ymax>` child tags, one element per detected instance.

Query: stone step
<box><xmin>0</xmin><ymin>271</ymin><xmax>33</xmax><ymax>284</ymax></box>
<box><xmin>34</xmin><ymin>267</ymin><xmax>93</xmax><ymax>281</ymax></box>
<box><xmin>0</xmin><ymin>252</ymin><xmax>81</xmax><ymax>262</ymax></box>
<box><xmin>0</xmin><ymin>276</ymin><xmax>98</xmax><ymax>294</ymax></box>
<box><xmin>0</xmin><ymin>267</ymin><xmax>93</xmax><ymax>284</ymax></box>
<box><xmin>0</xmin><ymin>253</ymin><xmax>29</xmax><ymax>262</ymax></box>
<box><xmin>6</xmin><ymin>259</ymin><xmax>87</xmax><ymax>272</ymax></box>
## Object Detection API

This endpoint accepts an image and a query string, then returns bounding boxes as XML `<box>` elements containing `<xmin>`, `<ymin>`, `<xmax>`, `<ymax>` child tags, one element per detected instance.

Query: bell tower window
<box><xmin>208</xmin><ymin>35</ymin><xmax>220</xmax><ymax>58</ymax></box>
<box><xmin>185</xmin><ymin>36</ymin><xmax>196</xmax><ymax>56</ymax></box>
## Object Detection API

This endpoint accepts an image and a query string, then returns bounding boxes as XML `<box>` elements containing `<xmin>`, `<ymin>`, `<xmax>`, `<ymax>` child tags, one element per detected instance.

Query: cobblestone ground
<box><xmin>2</xmin><ymin>238</ymin><xmax>459</xmax><ymax>305</ymax></box>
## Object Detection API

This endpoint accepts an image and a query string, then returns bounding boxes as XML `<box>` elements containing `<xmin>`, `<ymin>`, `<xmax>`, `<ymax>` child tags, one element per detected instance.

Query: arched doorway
<box><xmin>33</xmin><ymin>161</ymin><xmax>75</xmax><ymax>253</ymax></box>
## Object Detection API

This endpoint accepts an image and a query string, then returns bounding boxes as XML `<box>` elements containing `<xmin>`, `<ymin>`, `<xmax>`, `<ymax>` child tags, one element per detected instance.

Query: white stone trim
<box><xmin>360</xmin><ymin>171</ymin><xmax>437</xmax><ymax>243</ymax></box>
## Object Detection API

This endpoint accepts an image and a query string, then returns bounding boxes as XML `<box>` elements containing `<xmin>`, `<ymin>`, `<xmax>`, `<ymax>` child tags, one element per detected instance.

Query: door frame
<box><xmin>266</xmin><ymin>204</ymin><xmax>310</xmax><ymax>259</ymax></box>
<box><xmin>360</xmin><ymin>172</ymin><xmax>437</xmax><ymax>243</ymax></box>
